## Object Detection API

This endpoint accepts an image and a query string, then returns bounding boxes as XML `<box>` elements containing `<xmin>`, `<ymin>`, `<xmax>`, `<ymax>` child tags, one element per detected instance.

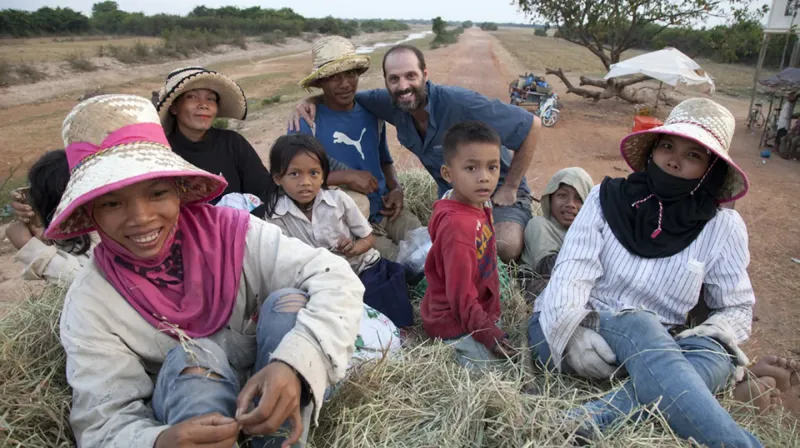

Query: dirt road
<box><xmin>1</xmin><ymin>28</ymin><xmax>798</xmax><ymax>359</ymax></box>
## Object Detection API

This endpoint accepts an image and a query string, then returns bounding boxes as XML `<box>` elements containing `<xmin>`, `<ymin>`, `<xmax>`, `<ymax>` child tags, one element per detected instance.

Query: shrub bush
<box><xmin>64</xmin><ymin>52</ymin><xmax>98</xmax><ymax>72</ymax></box>
<box><xmin>261</xmin><ymin>30</ymin><xmax>287</xmax><ymax>45</ymax></box>
<box><xmin>14</xmin><ymin>61</ymin><xmax>47</xmax><ymax>84</ymax></box>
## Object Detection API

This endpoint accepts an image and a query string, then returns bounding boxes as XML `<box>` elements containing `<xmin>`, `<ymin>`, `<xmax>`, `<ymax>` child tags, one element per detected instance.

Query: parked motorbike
<box><xmin>536</xmin><ymin>93</ymin><xmax>560</xmax><ymax>127</ymax></box>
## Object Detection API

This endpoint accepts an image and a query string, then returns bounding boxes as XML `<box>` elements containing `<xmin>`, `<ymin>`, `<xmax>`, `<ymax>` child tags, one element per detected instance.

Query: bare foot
<box><xmin>783</xmin><ymin>365</ymin><xmax>800</xmax><ymax>415</ymax></box>
<box><xmin>733</xmin><ymin>376</ymin><xmax>781</xmax><ymax>414</ymax></box>
<box><xmin>749</xmin><ymin>355</ymin><xmax>798</xmax><ymax>392</ymax></box>
<box><xmin>735</xmin><ymin>355</ymin><xmax>800</xmax><ymax>415</ymax></box>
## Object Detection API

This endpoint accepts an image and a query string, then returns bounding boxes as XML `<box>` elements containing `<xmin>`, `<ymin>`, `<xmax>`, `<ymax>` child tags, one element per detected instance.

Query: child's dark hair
<box><xmin>28</xmin><ymin>150</ymin><xmax>91</xmax><ymax>255</ymax></box>
<box><xmin>263</xmin><ymin>134</ymin><xmax>330</xmax><ymax>217</ymax></box>
<box><xmin>442</xmin><ymin>121</ymin><xmax>501</xmax><ymax>164</ymax></box>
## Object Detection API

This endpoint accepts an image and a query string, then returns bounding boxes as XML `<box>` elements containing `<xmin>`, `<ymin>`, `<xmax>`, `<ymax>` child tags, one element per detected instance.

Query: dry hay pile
<box><xmin>1</xmin><ymin>170</ymin><xmax>797</xmax><ymax>447</ymax></box>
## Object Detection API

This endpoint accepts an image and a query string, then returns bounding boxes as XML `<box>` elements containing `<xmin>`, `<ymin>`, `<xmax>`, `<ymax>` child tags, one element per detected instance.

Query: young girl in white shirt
<box><xmin>263</xmin><ymin>134</ymin><xmax>409</xmax><ymax>367</ymax></box>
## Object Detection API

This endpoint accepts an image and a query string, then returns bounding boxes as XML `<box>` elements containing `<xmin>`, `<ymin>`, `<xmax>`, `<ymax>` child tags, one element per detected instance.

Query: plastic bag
<box><xmin>396</xmin><ymin>227</ymin><xmax>431</xmax><ymax>277</ymax></box>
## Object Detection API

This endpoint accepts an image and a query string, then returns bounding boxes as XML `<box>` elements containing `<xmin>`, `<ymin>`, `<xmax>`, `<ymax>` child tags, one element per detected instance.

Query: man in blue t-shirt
<box><xmin>290</xmin><ymin>45</ymin><xmax>541</xmax><ymax>263</ymax></box>
<box><xmin>290</xmin><ymin>36</ymin><xmax>423</xmax><ymax>260</ymax></box>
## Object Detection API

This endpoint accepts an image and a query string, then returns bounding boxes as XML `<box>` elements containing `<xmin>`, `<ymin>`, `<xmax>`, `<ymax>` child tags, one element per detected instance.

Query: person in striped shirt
<box><xmin>528</xmin><ymin>98</ymin><xmax>762</xmax><ymax>447</ymax></box>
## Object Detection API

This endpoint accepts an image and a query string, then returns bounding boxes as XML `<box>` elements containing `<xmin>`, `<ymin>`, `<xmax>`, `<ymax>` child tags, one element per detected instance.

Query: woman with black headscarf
<box><xmin>528</xmin><ymin>98</ymin><xmax>762</xmax><ymax>447</ymax></box>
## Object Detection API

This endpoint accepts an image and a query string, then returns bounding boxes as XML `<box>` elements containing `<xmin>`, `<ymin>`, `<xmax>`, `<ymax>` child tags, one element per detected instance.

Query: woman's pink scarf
<box><xmin>93</xmin><ymin>203</ymin><xmax>250</xmax><ymax>338</ymax></box>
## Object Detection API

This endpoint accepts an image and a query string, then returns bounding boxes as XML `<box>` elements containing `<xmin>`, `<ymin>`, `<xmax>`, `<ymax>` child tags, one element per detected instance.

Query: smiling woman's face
<box><xmin>91</xmin><ymin>179</ymin><xmax>180</xmax><ymax>259</ymax></box>
<box><xmin>170</xmin><ymin>88</ymin><xmax>219</xmax><ymax>135</ymax></box>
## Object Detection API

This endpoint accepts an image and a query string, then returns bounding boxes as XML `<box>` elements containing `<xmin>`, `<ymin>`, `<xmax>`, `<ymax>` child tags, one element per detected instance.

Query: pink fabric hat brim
<box><xmin>44</xmin><ymin>142</ymin><xmax>227</xmax><ymax>240</ymax></box>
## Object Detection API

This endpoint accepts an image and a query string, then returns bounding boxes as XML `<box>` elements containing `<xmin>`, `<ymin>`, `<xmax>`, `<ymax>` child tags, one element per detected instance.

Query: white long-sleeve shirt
<box><xmin>535</xmin><ymin>186</ymin><xmax>755</xmax><ymax>367</ymax></box>
<box><xmin>13</xmin><ymin>233</ymin><xmax>98</xmax><ymax>285</ymax></box>
<box><xmin>61</xmin><ymin>218</ymin><xmax>364</xmax><ymax>447</ymax></box>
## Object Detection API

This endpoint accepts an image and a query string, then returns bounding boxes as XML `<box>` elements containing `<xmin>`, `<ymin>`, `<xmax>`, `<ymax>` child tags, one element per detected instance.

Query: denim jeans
<box><xmin>445</xmin><ymin>334</ymin><xmax>499</xmax><ymax>371</ymax></box>
<box><xmin>528</xmin><ymin>311</ymin><xmax>762</xmax><ymax>448</ymax></box>
<box><xmin>444</xmin><ymin>322</ymin><xmax>503</xmax><ymax>371</ymax></box>
<box><xmin>152</xmin><ymin>288</ymin><xmax>312</xmax><ymax>448</ymax></box>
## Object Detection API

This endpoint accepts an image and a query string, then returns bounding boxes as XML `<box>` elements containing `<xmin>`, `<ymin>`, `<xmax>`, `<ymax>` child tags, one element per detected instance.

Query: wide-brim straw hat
<box><xmin>620</xmin><ymin>97</ymin><xmax>749</xmax><ymax>203</ymax></box>
<box><xmin>155</xmin><ymin>66</ymin><xmax>247</xmax><ymax>131</ymax></box>
<box><xmin>299</xmin><ymin>36</ymin><xmax>370</xmax><ymax>89</ymax></box>
<box><xmin>45</xmin><ymin>94</ymin><xmax>227</xmax><ymax>240</ymax></box>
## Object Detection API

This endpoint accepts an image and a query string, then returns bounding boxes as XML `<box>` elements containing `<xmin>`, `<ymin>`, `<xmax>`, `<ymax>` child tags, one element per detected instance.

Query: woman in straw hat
<box><xmin>155</xmin><ymin>66</ymin><xmax>274</xmax><ymax>213</ymax></box>
<box><xmin>49</xmin><ymin>94</ymin><xmax>363</xmax><ymax>447</ymax></box>
<box><xmin>527</xmin><ymin>98</ymin><xmax>763</xmax><ymax>446</ymax></box>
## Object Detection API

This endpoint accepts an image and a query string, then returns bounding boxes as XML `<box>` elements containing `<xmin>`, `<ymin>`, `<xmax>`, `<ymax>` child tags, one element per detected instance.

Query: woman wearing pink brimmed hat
<box><xmin>528</xmin><ymin>98</ymin><xmax>762</xmax><ymax>446</ymax></box>
<box><xmin>49</xmin><ymin>94</ymin><xmax>363</xmax><ymax>448</ymax></box>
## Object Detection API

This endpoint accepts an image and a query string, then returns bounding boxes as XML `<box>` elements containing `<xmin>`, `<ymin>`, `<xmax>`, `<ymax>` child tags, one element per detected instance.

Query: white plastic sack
<box><xmin>396</xmin><ymin>227</ymin><xmax>431</xmax><ymax>276</ymax></box>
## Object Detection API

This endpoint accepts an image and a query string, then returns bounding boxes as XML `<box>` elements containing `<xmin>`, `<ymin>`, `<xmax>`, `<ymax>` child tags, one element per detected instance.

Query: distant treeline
<box><xmin>400</xmin><ymin>18</ymin><xmax>543</xmax><ymax>28</ymax></box>
<box><xmin>0</xmin><ymin>2</ymin><xmax>410</xmax><ymax>38</ymax></box>
<box><xmin>554</xmin><ymin>20</ymin><xmax>795</xmax><ymax>68</ymax></box>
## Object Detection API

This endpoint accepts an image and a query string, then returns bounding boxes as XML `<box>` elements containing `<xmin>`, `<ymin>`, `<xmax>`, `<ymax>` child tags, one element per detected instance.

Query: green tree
<box><xmin>462</xmin><ymin>20</ymin><xmax>474</xmax><ymax>28</ymax></box>
<box><xmin>91</xmin><ymin>1</ymin><xmax>128</xmax><ymax>33</ymax></box>
<box><xmin>432</xmin><ymin>16</ymin><xmax>446</xmax><ymax>36</ymax></box>
<box><xmin>514</xmin><ymin>0</ymin><xmax>766</xmax><ymax>102</ymax></box>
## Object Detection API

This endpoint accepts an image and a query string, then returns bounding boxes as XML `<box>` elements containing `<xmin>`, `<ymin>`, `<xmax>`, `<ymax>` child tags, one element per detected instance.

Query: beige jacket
<box><xmin>60</xmin><ymin>218</ymin><xmax>364</xmax><ymax>447</ymax></box>
<box><xmin>13</xmin><ymin>233</ymin><xmax>99</xmax><ymax>285</ymax></box>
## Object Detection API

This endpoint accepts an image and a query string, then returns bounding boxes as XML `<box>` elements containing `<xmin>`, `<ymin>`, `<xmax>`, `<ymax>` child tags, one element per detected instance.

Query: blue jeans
<box><xmin>528</xmin><ymin>311</ymin><xmax>762</xmax><ymax>448</ymax></box>
<box><xmin>445</xmin><ymin>334</ymin><xmax>499</xmax><ymax>371</ymax></box>
<box><xmin>152</xmin><ymin>288</ymin><xmax>311</xmax><ymax>448</ymax></box>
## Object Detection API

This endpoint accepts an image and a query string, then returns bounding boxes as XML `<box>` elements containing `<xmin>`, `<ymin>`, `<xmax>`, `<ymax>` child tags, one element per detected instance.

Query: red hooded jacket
<box><xmin>420</xmin><ymin>199</ymin><xmax>504</xmax><ymax>349</ymax></box>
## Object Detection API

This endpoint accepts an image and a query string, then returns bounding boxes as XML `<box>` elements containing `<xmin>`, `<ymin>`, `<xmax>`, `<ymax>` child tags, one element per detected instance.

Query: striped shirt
<box><xmin>534</xmin><ymin>186</ymin><xmax>755</xmax><ymax>366</ymax></box>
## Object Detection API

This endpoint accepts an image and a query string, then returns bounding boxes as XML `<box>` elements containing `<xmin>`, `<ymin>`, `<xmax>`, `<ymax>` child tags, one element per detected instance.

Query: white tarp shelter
<box><xmin>604</xmin><ymin>47</ymin><xmax>715</xmax><ymax>94</ymax></box>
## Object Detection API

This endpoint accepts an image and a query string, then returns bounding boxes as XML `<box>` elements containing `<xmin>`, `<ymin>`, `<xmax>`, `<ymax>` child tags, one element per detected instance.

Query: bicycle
<box><xmin>748</xmin><ymin>102</ymin><xmax>765</xmax><ymax>128</ymax></box>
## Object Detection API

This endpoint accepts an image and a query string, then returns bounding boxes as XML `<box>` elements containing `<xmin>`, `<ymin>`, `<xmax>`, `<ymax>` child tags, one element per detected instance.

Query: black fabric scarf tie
<box><xmin>599</xmin><ymin>159</ymin><xmax>727</xmax><ymax>259</ymax></box>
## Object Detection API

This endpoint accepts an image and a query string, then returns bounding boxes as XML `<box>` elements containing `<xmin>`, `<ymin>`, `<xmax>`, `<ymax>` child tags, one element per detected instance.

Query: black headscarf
<box><xmin>599</xmin><ymin>157</ymin><xmax>728</xmax><ymax>259</ymax></box>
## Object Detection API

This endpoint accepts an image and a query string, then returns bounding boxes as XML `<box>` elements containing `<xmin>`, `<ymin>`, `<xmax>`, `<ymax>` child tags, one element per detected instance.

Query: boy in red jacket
<box><xmin>421</xmin><ymin>121</ymin><xmax>517</xmax><ymax>369</ymax></box>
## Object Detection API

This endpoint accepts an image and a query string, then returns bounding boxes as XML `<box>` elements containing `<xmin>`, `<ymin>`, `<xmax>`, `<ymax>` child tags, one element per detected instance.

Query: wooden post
<box><xmin>791</xmin><ymin>36</ymin><xmax>800</xmax><ymax>67</ymax></box>
<box><xmin>749</xmin><ymin>33</ymin><xmax>771</xmax><ymax>128</ymax></box>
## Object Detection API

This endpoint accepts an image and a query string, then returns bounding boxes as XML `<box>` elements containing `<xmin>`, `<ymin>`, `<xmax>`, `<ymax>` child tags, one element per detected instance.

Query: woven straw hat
<box><xmin>155</xmin><ymin>66</ymin><xmax>247</xmax><ymax>131</ymax></box>
<box><xmin>299</xmin><ymin>36</ymin><xmax>370</xmax><ymax>89</ymax></box>
<box><xmin>44</xmin><ymin>94</ymin><xmax>227</xmax><ymax>240</ymax></box>
<box><xmin>620</xmin><ymin>98</ymin><xmax>748</xmax><ymax>202</ymax></box>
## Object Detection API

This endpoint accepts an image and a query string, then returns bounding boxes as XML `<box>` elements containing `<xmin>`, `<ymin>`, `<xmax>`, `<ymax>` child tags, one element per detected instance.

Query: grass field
<box><xmin>0</xmin><ymin>36</ymin><xmax>163</xmax><ymax>63</ymax></box>
<box><xmin>493</xmin><ymin>28</ymin><xmax>777</xmax><ymax>98</ymax></box>
<box><xmin>1</xmin><ymin>172</ymin><xmax>798</xmax><ymax>447</ymax></box>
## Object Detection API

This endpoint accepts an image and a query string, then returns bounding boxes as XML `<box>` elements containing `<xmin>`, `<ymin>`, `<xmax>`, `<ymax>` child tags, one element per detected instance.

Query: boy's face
<box><xmin>318</xmin><ymin>69</ymin><xmax>360</xmax><ymax>110</ymax></box>
<box><xmin>440</xmin><ymin>142</ymin><xmax>501</xmax><ymax>208</ymax></box>
<box><xmin>549</xmin><ymin>184</ymin><xmax>583</xmax><ymax>228</ymax></box>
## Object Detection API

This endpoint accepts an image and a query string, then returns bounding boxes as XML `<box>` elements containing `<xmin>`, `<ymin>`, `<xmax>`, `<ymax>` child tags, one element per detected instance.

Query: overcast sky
<box><xmin>3</xmin><ymin>0</ymin><xmax>769</xmax><ymax>27</ymax></box>
<box><xmin>2</xmin><ymin>0</ymin><xmax>535</xmax><ymax>24</ymax></box>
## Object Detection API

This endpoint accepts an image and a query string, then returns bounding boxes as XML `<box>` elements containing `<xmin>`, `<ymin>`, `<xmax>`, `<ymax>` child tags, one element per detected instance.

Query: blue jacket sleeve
<box><xmin>355</xmin><ymin>89</ymin><xmax>396</xmax><ymax>124</ymax></box>
<box><xmin>455</xmin><ymin>87</ymin><xmax>534</xmax><ymax>150</ymax></box>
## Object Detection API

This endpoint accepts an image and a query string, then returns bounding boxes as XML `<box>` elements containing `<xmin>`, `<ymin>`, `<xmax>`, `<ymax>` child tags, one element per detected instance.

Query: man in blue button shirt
<box><xmin>291</xmin><ymin>44</ymin><xmax>541</xmax><ymax>262</ymax></box>
<box><xmin>290</xmin><ymin>36</ymin><xmax>424</xmax><ymax>260</ymax></box>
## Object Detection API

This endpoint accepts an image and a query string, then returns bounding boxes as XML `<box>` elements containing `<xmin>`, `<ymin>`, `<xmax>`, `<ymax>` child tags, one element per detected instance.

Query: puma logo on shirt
<box><xmin>333</xmin><ymin>128</ymin><xmax>367</xmax><ymax>160</ymax></box>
